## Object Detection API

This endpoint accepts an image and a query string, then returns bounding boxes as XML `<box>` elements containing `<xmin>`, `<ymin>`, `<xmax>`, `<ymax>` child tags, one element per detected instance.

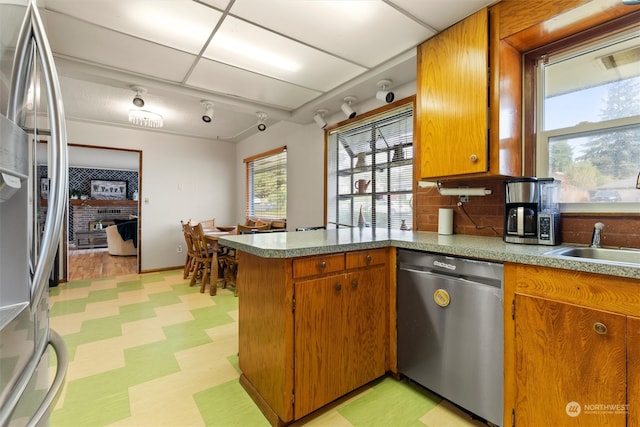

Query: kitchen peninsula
<box><xmin>219</xmin><ymin>229</ymin><xmax>640</xmax><ymax>426</ymax></box>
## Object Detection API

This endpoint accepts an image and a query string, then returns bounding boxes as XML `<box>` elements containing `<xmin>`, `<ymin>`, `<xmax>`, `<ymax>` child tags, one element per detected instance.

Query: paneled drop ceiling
<box><xmin>41</xmin><ymin>0</ymin><xmax>495</xmax><ymax>141</ymax></box>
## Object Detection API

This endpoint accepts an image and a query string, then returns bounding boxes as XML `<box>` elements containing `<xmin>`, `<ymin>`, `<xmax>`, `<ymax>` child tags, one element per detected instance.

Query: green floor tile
<box><xmin>338</xmin><ymin>377</ymin><xmax>440</xmax><ymax>427</ymax></box>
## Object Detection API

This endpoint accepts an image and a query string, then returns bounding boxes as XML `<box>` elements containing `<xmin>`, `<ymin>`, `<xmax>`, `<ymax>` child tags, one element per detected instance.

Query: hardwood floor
<box><xmin>67</xmin><ymin>248</ymin><xmax>137</xmax><ymax>281</ymax></box>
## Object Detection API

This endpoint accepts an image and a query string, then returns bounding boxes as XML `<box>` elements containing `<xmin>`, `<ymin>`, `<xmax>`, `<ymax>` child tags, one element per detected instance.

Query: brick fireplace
<box><xmin>70</xmin><ymin>200</ymin><xmax>138</xmax><ymax>242</ymax></box>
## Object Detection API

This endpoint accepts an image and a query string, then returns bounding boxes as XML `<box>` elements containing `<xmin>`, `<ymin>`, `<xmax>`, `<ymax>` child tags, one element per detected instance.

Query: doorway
<box><xmin>62</xmin><ymin>144</ymin><xmax>141</xmax><ymax>281</ymax></box>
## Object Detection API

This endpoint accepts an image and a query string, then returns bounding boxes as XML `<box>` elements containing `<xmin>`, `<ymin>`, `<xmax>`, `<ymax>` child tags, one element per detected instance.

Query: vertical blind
<box><xmin>327</xmin><ymin>104</ymin><xmax>413</xmax><ymax>230</ymax></box>
<box><xmin>244</xmin><ymin>146</ymin><xmax>287</xmax><ymax>220</ymax></box>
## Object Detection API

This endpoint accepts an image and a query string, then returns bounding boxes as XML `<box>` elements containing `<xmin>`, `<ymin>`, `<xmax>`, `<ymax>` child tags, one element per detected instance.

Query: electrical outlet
<box><xmin>176</xmin><ymin>244</ymin><xmax>183</xmax><ymax>253</ymax></box>
<box><xmin>458</xmin><ymin>195</ymin><xmax>469</xmax><ymax>203</ymax></box>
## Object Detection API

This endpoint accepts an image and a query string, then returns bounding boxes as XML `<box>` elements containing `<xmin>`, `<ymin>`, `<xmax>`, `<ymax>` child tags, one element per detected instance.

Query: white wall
<box><xmin>235</xmin><ymin>121</ymin><xmax>326</xmax><ymax>231</ymax></box>
<box><xmin>65</xmin><ymin>120</ymin><xmax>236</xmax><ymax>271</ymax></box>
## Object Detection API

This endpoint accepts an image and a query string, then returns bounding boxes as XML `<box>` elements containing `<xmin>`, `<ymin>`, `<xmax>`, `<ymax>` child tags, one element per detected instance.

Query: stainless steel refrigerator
<box><xmin>0</xmin><ymin>0</ymin><xmax>68</xmax><ymax>425</ymax></box>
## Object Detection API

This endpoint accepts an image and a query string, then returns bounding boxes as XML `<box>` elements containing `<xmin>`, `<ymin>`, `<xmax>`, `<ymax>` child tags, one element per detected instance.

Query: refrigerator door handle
<box><xmin>0</xmin><ymin>329</ymin><xmax>68</xmax><ymax>427</ymax></box>
<box><xmin>9</xmin><ymin>0</ymin><xmax>68</xmax><ymax>307</ymax></box>
<box><xmin>26</xmin><ymin>329</ymin><xmax>68</xmax><ymax>427</ymax></box>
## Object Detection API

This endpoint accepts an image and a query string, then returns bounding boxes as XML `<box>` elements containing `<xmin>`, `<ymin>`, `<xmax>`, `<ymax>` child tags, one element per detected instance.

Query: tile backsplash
<box><xmin>414</xmin><ymin>178</ymin><xmax>640</xmax><ymax>249</ymax></box>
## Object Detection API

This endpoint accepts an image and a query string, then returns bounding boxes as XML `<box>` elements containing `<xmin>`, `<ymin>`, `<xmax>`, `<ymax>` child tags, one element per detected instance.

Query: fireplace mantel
<box><xmin>69</xmin><ymin>199</ymin><xmax>138</xmax><ymax>207</ymax></box>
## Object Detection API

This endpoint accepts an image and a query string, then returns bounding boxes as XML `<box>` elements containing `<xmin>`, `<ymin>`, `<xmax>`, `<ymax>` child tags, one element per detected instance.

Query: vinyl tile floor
<box><xmin>49</xmin><ymin>269</ymin><xmax>488</xmax><ymax>427</ymax></box>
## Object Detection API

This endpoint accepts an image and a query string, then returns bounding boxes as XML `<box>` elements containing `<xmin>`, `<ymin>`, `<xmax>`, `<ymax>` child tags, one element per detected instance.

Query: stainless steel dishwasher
<box><xmin>397</xmin><ymin>249</ymin><xmax>503</xmax><ymax>427</ymax></box>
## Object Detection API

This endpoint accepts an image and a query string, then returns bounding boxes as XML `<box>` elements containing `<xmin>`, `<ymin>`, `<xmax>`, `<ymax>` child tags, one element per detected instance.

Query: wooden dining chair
<box><xmin>181</xmin><ymin>220</ymin><xmax>195</xmax><ymax>279</ymax></box>
<box><xmin>200</xmin><ymin>218</ymin><xmax>215</xmax><ymax>230</ymax></box>
<box><xmin>189</xmin><ymin>222</ymin><xmax>218</xmax><ymax>295</ymax></box>
<box><xmin>220</xmin><ymin>248</ymin><xmax>239</xmax><ymax>296</ymax></box>
<box><xmin>237</xmin><ymin>223</ymin><xmax>270</xmax><ymax>234</ymax></box>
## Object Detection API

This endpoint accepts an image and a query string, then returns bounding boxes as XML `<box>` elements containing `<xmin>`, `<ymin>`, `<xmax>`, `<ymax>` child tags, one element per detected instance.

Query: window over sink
<box><xmin>530</xmin><ymin>23</ymin><xmax>640</xmax><ymax>212</ymax></box>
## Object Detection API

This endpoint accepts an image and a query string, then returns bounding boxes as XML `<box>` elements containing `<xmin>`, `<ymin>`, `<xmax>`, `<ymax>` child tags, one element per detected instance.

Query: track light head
<box><xmin>376</xmin><ymin>79</ymin><xmax>394</xmax><ymax>103</ymax></box>
<box><xmin>313</xmin><ymin>109</ymin><xmax>329</xmax><ymax>129</ymax></box>
<box><xmin>133</xmin><ymin>95</ymin><xmax>144</xmax><ymax>107</ymax></box>
<box><xmin>201</xmin><ymin>101</ymin><xmax>214</xmax><ymax>123</ymax></box>
<box><xmin>257</xmin><ymin>112</ymin><xmax>267</xmax><ymax>131</ymax></box>
<box><xmin>341</xmin><ymin>96</ymin><xmax>357</xmax><ymax>119</ymax></box>
<box><xmin>131</xmin><ymin>85</ymin><xmax>146</xmax><ymax>108</ymax></box>
<box><xmin>376</xmin><ymin>90</ymin><xmax>394</xmax><ymax>103</ymax></box>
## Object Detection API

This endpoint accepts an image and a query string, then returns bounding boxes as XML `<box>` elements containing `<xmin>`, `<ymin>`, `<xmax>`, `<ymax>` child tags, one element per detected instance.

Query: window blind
<box><xmin>327</xmin><ymin>104</ymin><xmax>413</xmax><ymax>230</ymax></box>
<box><xmin>244</xmin><ymin>146</ymin><xmax>287</xmax><ymax>220</ymax></box>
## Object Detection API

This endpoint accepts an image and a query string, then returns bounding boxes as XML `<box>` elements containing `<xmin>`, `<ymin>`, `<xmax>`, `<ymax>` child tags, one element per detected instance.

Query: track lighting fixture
<box><xmin>201</xmin><ymin>101</ymin><xmax>214</xmax><ymax>123</ymax></box>
<box><xmin>313</xmin><ymin>109</ymin><xmax>328</xmax><ymax>129</ymax></box>
<box><xmin>131</xmin><ymin>85</ymin><xmax>146</xmax><ymax>107</ymax></box>
<box><xmin>341</xmin><ymin>96</ymin><xmax>357</xmax><ymax>119</ymax></box>
<box><xmin>257</xmin><ymin>112</ymin><xmax>267</xmax><ymax>131</ymax></box>
<box><xmin>376</xmin><ymin>79</ymin><xmax>395</xmax><ymax>103</ymax></box>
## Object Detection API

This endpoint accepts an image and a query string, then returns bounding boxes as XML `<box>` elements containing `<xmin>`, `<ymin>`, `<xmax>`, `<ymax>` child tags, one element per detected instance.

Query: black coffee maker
<box><xmin>504</xmin><ymin>178</ymin><xmax>539</xmax><ymax>244</ymax></box>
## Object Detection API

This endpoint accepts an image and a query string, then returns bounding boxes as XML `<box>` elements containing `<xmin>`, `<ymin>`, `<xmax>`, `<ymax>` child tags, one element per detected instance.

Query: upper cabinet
<box><xmin>415</xmin><ymin>7</ymin><xmax>521</xmax><ymax>180</ymax></box>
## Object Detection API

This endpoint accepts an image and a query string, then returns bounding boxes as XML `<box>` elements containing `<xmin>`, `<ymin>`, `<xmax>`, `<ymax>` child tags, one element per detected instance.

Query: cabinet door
<box><xmin>514</xmin><ymin>295</ymin><xmax>626</xmax><ymax>426</ymax></box>
<box><xmin>629</xmin><ymin>316</ymin><xmax>640</xmax><ymax>427</ymax></box>
<box><xmin>342</xmin><ymin>267</ymin><xmax>386</xmax><ymax>393</ymax></box>
<box><xmin>416</xmin><ymin>8</ymin><xmax>488</xmax><ymax>178</ymax></box>
<box><xmin>294</xmin><ymin>275</ymin><xmax>345</xmax><ymax>419</ymax></box>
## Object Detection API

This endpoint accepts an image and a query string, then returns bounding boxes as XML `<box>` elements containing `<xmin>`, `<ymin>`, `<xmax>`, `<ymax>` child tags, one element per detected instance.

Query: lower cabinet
<box><xmin>294</xmin><ymin>266</ymin><xmax>386</xmax><ymax>419</ymax></box>
<box><xmin>505</xmin><ymin>263</ymin><xmax>640</xmax><ymax>427</ymax></box>
<box><xmin>514</xmin><ymin>294</ymin><xmax>626</xmax><ymax>426</ymax></box>
<box><xmin>238</xmin><ymin>248</ymin><xmax>389</xmax><ymax>425</ymax></box>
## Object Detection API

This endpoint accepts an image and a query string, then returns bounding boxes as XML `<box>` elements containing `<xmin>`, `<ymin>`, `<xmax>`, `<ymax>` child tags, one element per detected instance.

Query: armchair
<box><xmin>105</xmin><ymin>221</ymin><xmax>137</xmax><ymax>256</ymax></box>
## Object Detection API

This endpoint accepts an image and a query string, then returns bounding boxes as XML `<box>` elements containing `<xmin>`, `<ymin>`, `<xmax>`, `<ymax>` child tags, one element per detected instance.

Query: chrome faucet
<box><xmin>590</xmin><ymin>222</ymin><xmax>605</xmax><ymax>248</ymax></box>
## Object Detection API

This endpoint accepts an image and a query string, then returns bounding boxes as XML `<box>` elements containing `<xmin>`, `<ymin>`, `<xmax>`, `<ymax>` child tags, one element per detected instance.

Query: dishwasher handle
<box><xmin>399</xmin><ymin>265</ymin><xmax>503</xmax><ymax>290</ymax></box>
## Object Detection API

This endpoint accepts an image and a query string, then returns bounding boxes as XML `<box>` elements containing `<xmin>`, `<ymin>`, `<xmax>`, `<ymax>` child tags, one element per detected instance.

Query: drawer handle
<box><xmin>470</xmin><ymin>154</ymin><xmax>478</xmax><ymax>163</ymax></box>
<box><xmin>593</xmin><ymin>322</ymin><xmax>607</xmax><ymax>335</ymax></box>
<box><xmin>319</xmin><ymin>261</ymin><xmax>326</xmax><ymax>270</ymax></box>
<box><xmin>365</xmin><ymin>255</ymin><xmax>372</xmax><ymax>264</ymax></box>
<box><xmin>351</xmin><ymin>279</ymin><xmax>358</xmax><ymax>289</ymax></box>
<box><xmin>335</xmin><ymin>283</ymin><xmax>342</xmax><ymax>291</ymax></box>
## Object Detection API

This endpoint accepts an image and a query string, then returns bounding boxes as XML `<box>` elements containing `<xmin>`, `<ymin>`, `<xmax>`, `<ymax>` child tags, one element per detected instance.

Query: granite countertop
<box><xmin>219</xmin><ymin>228</ymin><xmax>640</xmax><ymax>280</ymax></box>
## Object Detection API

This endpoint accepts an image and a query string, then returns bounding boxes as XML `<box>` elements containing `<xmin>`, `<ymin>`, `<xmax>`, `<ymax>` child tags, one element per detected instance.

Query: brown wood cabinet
<box><xmin>505</xmin><ymin>263</ymin><xmax>640</xmax><ymax>426</ymax></box>
<box><xmin>415</xmin><ymin>7</ymin><xmax>520</xmax><ymax>180</ymax></box>
<box><xmin>238</xmin><ymin>248</ymin><xmax>390</xmax><ymax>426</ymax></box>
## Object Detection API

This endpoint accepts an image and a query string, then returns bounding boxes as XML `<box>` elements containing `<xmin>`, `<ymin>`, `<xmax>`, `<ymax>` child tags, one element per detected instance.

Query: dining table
<box><xmin>202</xmin><ymin>227</ymin><xmax>237</xmax><ymax>292</ymax></box>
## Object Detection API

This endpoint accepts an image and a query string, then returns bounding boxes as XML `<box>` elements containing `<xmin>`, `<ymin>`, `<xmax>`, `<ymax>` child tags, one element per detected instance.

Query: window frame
<box><xmin>243</xmin><ymin>145</ymin><xmax>287</xmax><ymax>221</ymax></box>
<box><xmin>524</xmin><ymin>18</ymin><xmax>640</xmax><ymax>213</ymax></box>
<box><xmin>325</xmin><ymin>98</ymin><xmax>414</xmax><ymax>230</ymax></box>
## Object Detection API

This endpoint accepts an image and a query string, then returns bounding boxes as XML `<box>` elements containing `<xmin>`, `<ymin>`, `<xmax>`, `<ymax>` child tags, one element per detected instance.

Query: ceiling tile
<box><xmin>227</xmin><ymin>0</ymin><xmax>435</xmax><ymax>68</ymax></box>
<box><xmin>44</xmin><ymin>0</ymin><xmax>222</xmax><ymax>54</ymax></box>
<box><xmin>187</xmin><ymin>58</ymin><xmax>321</xmax><ymax>110</ymax></box>
<box><xmin>44</xmin><ymin>12</ymin><xmax>196</xmax><ymax>82</ymax></box>
<box><xmin>203</xmin><ymin>15</ymin><xmax>367</xmax><ymax>91</ymax></box>
<box><xmin>390</xmin><ymin>0</ymin><xmax>495</xmax><ymax>31</ymax></box>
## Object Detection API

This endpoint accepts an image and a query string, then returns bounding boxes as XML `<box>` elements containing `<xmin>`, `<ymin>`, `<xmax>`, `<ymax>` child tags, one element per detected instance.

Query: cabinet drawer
<box><xmin>293</xmin><ymin>253</ymin><xmax>345</xmax><ymax>279</ymax></box>
<box><xmin>345</xmin><ymin>248</ymin><xmax>387</xmax><ymax>269</ymax></box>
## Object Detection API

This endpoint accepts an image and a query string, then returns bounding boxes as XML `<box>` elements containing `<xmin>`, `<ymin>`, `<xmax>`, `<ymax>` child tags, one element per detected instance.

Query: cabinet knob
<box><xmin>351</xmin><ymin>279</ymin><xmax>358</xmax><ymax>289</ymax></box>
<box><xmin>365</xmin><ymin>255</ymin><xmax>372</xmax><ymax>264</ymax></box>
<box><xmin>335</xmin><ymin>283</ymin><xmax>342</xmax><ymax>291</ymax></box>
<box><xmin>319</xmin><ymin>261</ymin><xmax>326</xmax><ymax>270</ymax></box>
<box><xmin>593</xmin><ymin>322</ymin><xmax>607</xmax><ymax>335</ymax></box>
<box><xmin>470</xmin><ymin>154</ymin><xmax>478</xmax><ymax>163</ymax></box>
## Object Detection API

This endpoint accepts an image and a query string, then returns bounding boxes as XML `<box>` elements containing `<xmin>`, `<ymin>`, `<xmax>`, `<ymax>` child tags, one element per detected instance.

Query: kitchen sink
<box><xmin>546</xmin><ymin>246</ymin><xmax>640</xmax><ymax>266</ymax></box>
